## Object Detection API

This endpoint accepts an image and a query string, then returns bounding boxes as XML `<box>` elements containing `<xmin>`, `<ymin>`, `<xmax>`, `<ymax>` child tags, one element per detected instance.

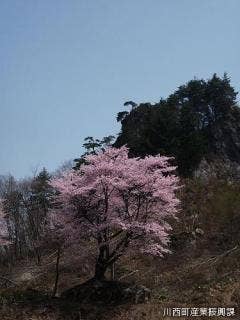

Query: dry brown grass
<box><xmin>1</xmin><ymin>178</ymin><xmax>240</xmax><ymax>319</ymax></box>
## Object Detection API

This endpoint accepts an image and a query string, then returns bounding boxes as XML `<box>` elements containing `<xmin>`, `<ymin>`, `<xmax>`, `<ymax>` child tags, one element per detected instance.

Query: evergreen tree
<box><xmin>28</xmin><ymin>168</ymin><xmax>53</xmax><ymax>264</ymax></box>
<box><xmin>115</xmin><ymin>74</ymin><xmax>238</xmax><ymax>176</ymax></box>
<box><xmin>73</xmin><ymin>135</ymin><xmax>115</xmax><ymax>170</ymax></box>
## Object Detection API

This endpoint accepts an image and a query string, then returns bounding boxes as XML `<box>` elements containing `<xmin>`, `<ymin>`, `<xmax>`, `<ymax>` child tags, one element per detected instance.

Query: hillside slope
<box><xmin>1</xmin><ymin>178</ymin><xmax>240</xmax><ymax>319</ymax></box>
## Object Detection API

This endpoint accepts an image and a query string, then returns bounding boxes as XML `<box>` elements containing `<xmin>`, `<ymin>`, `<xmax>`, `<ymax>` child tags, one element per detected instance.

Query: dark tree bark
<box><xmin>52</xmin><ymin>246</ymin><xmax>61</xmax><ymax>297</ymax></box>
<box><xmin>110</xmin><ymin>262</ymin><xmax>115</xmax><ymax>281</ymax></box>
<box><xmin>94</xmin><ymin>261</ymin><xmax>108</xmax><ymax>280</ymax></box>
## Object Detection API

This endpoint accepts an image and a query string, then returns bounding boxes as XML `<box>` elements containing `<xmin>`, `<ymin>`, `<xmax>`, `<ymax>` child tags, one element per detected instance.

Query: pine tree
<box><xmin>28</xmin><ymin>168</ymin><xmax>53</xmax><ymax>264</ymax></box>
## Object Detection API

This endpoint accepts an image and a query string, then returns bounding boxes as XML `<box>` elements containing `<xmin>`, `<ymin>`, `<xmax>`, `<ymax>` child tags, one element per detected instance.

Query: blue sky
<box><xmin>0</xmin><ymin>0</ymin><xmax>239</xmax><ymax>179</ymax></box>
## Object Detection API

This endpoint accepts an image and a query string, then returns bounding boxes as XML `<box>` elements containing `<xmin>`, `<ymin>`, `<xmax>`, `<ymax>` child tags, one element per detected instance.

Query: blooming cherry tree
<box><xmin>50</xmin><ymin>146</ymin><xmax>180</xmax><ymax>280</ymax></box>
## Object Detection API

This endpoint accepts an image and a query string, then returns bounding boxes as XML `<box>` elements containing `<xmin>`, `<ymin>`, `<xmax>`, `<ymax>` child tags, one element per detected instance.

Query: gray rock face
<box><xmin>213</xmin><ymin>111</ymin><xmax>240</xmax><ymax>162</ymax></box>
<box><xmin>123</xmin><ymin>284</ymin><xmax>151</xmax><ymax>304</ymax></box>
<box><xmin>194</xmin><ymin>110</ymin><xmax>240</xmax><ymax>181</ymax></box>
<box><xmin>194</xmin><ymin>157</ymin><xmax>240</xmax><ymax>181</ymax></box>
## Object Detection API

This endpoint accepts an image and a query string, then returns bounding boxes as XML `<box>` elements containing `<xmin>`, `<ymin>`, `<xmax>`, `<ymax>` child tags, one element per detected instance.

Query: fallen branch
<box><xmin>0</xmin><ymin>275</ymin><xmax>18</xmax><ymax>286</ymax></box>
<box><xmin>118</xmin><ymin>269</ymin><xmax>139</xmax><ymax>281</ymax></box>
<box><xmin>45</xmin><ymin>250</ymin><xmax>58</xmax><ymax>261</ymax></box>
<box><xmin>191</xmin><ymin>245</ymin><xmax>239</xmax><ymax>269</ymax></box>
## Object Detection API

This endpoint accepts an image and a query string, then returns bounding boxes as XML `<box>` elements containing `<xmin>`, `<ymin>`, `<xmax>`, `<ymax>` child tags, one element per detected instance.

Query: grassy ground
<box><xmin>1</xmin><ymin>178</ymin><xmax>240</xmax><ymax>319</ymax></box>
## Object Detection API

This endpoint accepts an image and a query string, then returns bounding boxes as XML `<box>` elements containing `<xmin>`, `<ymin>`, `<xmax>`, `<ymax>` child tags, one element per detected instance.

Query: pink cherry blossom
<box><xmin>49</xmin><ymin>146</ymin><xmax>180</xmax><ymax>279</ymax></box>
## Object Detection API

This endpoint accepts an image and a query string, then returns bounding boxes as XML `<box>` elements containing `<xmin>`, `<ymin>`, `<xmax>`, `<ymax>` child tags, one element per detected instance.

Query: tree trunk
<box><xmin>35</xmin><ymin>247</ymin><xmax>41</xmax><ymax>265</ymax></box>
<box><xmin>52</xmin><ymin>246</ymin><xmax>61</xmax><ymax>297</ymax></box>
<box><xmin>94</xmin><ymin>261</ymin><xmax>108</xmax><ymax>280</ymax></box>
<box><xmin>110</xmin><ymin>262</ymin><xmax>115</xmax><ymax>281</ymax></box>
